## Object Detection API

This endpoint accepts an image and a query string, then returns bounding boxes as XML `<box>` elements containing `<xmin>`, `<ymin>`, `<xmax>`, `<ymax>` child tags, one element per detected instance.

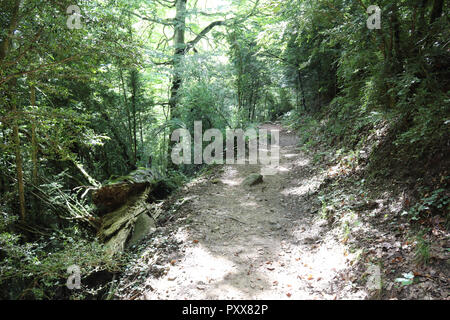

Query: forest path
<box><xmin>122</xmin><ymin>123</ymin><xmax>368</xmax><ymax>300</ymax></box>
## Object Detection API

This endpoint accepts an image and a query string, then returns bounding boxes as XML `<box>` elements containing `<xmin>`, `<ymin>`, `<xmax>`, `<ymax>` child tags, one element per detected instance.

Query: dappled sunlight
<box><xmin>293</xmin><ymin>157</ymin><xmax>310</xmax><ymax>167</ymax></box>
<box><xmin>300</xmin><ymin>243</ymin><xmax>351</xmax><ymax>285</ymax></box>
<box><xmin>282</xmin><ymin>184</ymin><xmax>316</xmax><ymax>197</ymax></box>
<box><xmin>276</xmin><ymin>165</ymin><xmax>290</xmax><ymax>173</ymax></box>
<box><xmin>142</xmin><ymin>243</ymin><xmax>240</xmax><ymax>299</ymax></box>
<box><xmin>281</xmin><ymin>174</ymin><xmax>324</xmax><ymax>197</ymax></box>
<box><xmin>133</xmin><ymin>125</ymin><xmax>372</xmax><ymax>300</ymax></box>
<box><xmin>239</xmin><ymin>200</ymin><xmax>258</xmax><ymax>208</ymax></box>
<box><xmin>220</xmin><ymin>167</ymin><xmax>243</xmax><ymax>186</ymax></box>
<box><xmin>178</xmin><ymin>245</ymin><xmax>237</xmax><ymax>281</ymax></box>
<box><xmin>206</xmin><ymin>283</ymin><xmax>248</xmax><ymax>299</ymax></box>
<box><xmin>221</xmin><ymin>178</ymin><xmax>241</xmax><ymax>186</ymax></box>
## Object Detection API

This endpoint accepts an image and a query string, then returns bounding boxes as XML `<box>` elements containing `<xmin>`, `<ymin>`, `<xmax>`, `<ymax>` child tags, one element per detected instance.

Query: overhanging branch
<box><xmin>124</xmin><ymin>9</ymin><xmax>173</xmax><ymax>27</ymax></box>
<box><xmin>185</xmin><ymin>20</ymin><xmax>225</xmax><ymax>53</ymax></box>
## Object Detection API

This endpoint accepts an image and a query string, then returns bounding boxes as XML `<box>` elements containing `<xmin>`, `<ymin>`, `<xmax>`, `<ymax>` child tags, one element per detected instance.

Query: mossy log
<box><xmin>92</xmin><ymin>168</ymin><xmax>162</xmax><ymax>214</ymax></box>
<box><xmin>94</xmin><ymin>169</ymin><xmax>168</xmax><ymax>256</ymax></box>
<box><xmin>242</xmin><ymin>173</ymin><xmax>263</xmax><ymax>187</ymax></box>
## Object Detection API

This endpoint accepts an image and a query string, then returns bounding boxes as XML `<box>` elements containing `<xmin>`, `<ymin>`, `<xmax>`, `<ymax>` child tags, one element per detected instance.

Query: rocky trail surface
<box><xmin>115</xmin><ymin>123</ymin><xmax>375</xmax><ymax>300</ymax></box>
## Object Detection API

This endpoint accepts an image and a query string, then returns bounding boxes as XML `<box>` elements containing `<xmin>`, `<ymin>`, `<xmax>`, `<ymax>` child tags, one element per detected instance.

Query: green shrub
<box><xmin>0</xmin><ymin>223</ymin><xmax>124</xmax><ymax>299</ymax></box>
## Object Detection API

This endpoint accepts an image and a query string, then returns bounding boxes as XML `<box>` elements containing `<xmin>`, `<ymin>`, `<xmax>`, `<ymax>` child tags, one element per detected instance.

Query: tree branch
<box><xmin>154</xmin><ymin>0</ymin><xmax>176</xmax><ymax>8</ymax></box>
<box><xmin>124</xmin><ymin>9</ymin><xmax>173</xmax><ymax>27</ymax></box>
<box><xmin>0</xmin><ymin>56</ymin><xmax>77</xmax><ymax>86</ymax></box>
<box><xmin>185</xmin><ymin>20</ymin><xmax>225</xmax><ymax>53</ymax></box>
<box><xmin>2</xmin><ymin>29</ymin><xmax>43</xmax><ymax>68</ymax></box>
<box><xmin>150</xmin><ymin>59</ymin><xmax>173</xmax><ymax>65</ymax></box>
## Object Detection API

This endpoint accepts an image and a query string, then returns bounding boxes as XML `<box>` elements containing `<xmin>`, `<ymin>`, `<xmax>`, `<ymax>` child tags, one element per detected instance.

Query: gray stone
<box><xmin>242</xmin><ymin>173</ymin><xmax>263</xmax><ymax>187</ymax></box>
<box><xmin>270</xmin><ymin>224</ymin><xmax>282</xmax><ymax>231</ymax></box>
<box><xmin>127</xmin><ymin>213</ymin><xmax>156</xmax><ymax>247</ymax></box>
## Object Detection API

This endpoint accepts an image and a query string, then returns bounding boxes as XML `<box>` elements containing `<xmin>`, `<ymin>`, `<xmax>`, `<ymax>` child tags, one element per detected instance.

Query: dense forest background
<box><xmin>0</xmin><ymin>0</ymin><xmax>448</xmax><ymax>299</ymax></box>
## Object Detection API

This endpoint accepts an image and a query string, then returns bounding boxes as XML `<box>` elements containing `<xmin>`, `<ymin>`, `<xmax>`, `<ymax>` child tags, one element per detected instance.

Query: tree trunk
<box><xmin>30</xmin><ymin>80</ymin><xmax>38</xmax><ymax>184</ymax></box>
<box><xmin>166</xmin><ymin>0</ymin><xmax>187</xmax><ymax>170</ymax></box>
<box><xmin>11</xmin><ymin>80</ymin><xmax>26</xmax><ymax>220</ymax></box>
<box><xmin>130</xmin><ymin>69</ymin><xmax>138</xmax><ymax>164</ymax></box>
<box><xmin>169</xmin><ymin>0</ymin><xmax>187</xmax><ymax>119</ymax></box>
<box><xmin>119</xmin><ymin>68</ymin><xmax>134</xmax><ymax>160</ymax></box>
<box><xmin>166</xmin><ymin>0</ymin><xmax>225</xmax><ymax>168</ymax></box>
<box><xmin>0</xmin><ymin>0</ymin><xmax>21</xmax><ymax>62</ymax></box>
<box><xmin>297</xmin><ymin>69</ymin><xmax>307</xmax><ymax>112</ymax></box>
<box><xmin>100</xmin><ymin>110</ymin><xmax>135</xmax><ymax>171</ymax></box>
<box><xmin>430</xmin><ymin>0</ymin><xmax>444</xmax><ymax>24</ymax></box>
<box><xmin>391</xmin><ymin>4</ymin><xmax>402</xmax><ymax>72</ymax></box>
<box><xmin>1</xmin><ymin>1</ymin><xmax>25</xmax><ymax>219</ymax></box>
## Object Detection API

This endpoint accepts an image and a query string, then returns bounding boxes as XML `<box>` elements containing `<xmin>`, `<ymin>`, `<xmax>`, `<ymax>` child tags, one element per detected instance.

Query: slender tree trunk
<box><xmin>1</xmin><ymin>1</ymin><xmax>25</xmax><ymax>219</ymax></box>
<box><xmin>297</xmin><ymin>69</ymin><xmax>306</xmax><ymax>112</ymax></box>
<box><xmin>30</xmin><ymin>80</ymin><xmax>38</xmax><ymax>184</ymax></box>
<box><xmin>130</xmin><ymin>70</ymin><xmax>138</xmax><ymax>164</ymax></box>
<box><xmin>264</xmin><ymin>91</ymin><xmax>268</xmax><ymax>120</ymax></box>
<box><xmin>425</xmin><ymin>0</ymin><xmax>444</xmax><ymax>48</ymax></box>
<box><xmin>430</xmin><ymin>0</ymin><xmax>444</xmax><ymax>24</ymax></box>
<box><xmin>119</xmin><ymin>69</ymin><xmax>134</xmax><ymax>154</ymax></box>
<box><xmin>0</xmin><ymin>0</ymin><xmax>21</xmax><ymax>61</ymax></box>
<box><xmin>139</xmin><ymin>110</ymin><xmax>144</xmax><ymax>154</ymax></box>
<box><xmin>100</xmin><ymin>110</ymin><xmax>135</xmax><ymax>171</ymax></box>
<box><xmin>11</xmin><ymin>80</ymin><xmax>26</xmax><ymax>220</ymax></box>
<box><xmin>391</xmin><ymin>4</ymin><xmax>402</xmax><ymax>72</ymax></box>
<box><xmin>417</xmin><ymin>0</ymin><xmax>428</xmax><ymax>41</ymax></box>
<box><xmin>238</xmin><ymin>55</ymin><xmax>243</xmax><ymax>113</ymax></box>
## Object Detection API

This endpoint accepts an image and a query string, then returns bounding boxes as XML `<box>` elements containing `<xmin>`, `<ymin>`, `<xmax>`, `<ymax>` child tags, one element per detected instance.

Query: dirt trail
<box><xmin>120</xmin><ymin>124</ymin><xmax>370</xmax><ymax>300</ymax></box>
